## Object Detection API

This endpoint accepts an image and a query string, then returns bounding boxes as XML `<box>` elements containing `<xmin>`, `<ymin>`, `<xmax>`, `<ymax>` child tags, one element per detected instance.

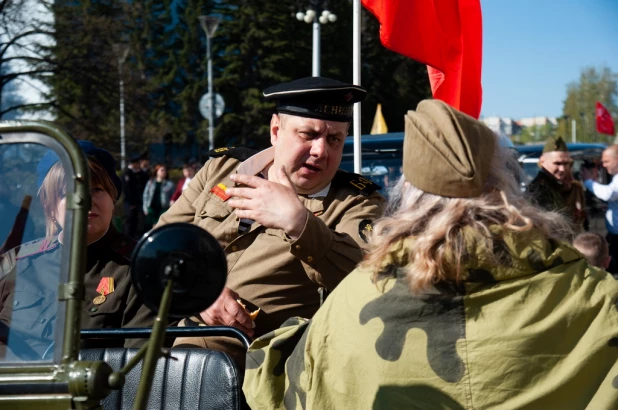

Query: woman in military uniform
<box><xmin>243</xmin><ymin>101</ymin><xmax>618</xmax><ymax>409</ymax></box>
<box><xmin>0</xmin><ymin>141</ymin><xmax>155</xmax><ymax>361</ymax></box>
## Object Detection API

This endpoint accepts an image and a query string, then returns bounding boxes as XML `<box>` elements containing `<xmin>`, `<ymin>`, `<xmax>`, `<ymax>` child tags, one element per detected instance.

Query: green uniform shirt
<box><xmin>243</xmin><ymin>227</ymin><xmax>618</xmax><ymax>409</ymax></box>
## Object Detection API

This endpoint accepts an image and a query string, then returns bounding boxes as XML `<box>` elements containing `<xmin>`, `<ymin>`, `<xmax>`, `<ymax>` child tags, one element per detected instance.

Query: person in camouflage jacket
<box><xmin>243</xmin><ymin>100</ymin><xmax>618</xmax><ymax>409</ymax></box>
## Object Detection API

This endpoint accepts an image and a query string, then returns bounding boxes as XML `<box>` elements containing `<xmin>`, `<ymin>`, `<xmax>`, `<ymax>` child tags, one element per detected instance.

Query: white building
<box><xmin>482</xmin><ymin>117</ymin><xmax>521</xmax><ymax>139</ymax></box>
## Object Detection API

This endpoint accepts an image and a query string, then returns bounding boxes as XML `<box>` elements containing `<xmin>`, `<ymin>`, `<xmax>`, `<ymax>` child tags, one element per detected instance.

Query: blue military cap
<box><xmin>37</xmin><ymin>140</ymin><xmax>122</xmax><ymax>200</ymax></box>
<box><xmin>263</xmin><ymin>76</ymin><xmax>366</xmax><ymax>122</ymax></box>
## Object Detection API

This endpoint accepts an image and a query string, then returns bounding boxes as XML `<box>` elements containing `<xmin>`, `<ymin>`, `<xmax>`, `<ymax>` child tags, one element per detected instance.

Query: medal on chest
<box><xmin>94</xmin><ymin>277</ymin><xmax>115</xmax><ymax>305</ymax></box>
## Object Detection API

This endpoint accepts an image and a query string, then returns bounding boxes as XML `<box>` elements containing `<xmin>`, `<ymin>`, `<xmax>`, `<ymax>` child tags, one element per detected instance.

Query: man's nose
<box><xmin>310</xmin><ymin>137</ymin><xmax>327</xmax><ymax>157</ymax></box>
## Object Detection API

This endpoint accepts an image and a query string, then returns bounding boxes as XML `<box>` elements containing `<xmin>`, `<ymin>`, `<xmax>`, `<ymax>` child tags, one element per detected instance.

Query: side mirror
<box><xmin>131</xmin><ymin>223</ymin><xmax>227</xmax><ymax>318</ymax></box>
<box><xmin>108</xmin><ymin>223</ymin><xmax>227</xmax><ymax>410</ymax></box>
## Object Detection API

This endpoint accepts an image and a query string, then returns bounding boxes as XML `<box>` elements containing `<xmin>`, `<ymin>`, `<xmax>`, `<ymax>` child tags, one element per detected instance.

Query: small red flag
<box><xmin>362</xmin><ymin>0</ymin><xmax>483</xmax><ymax>119</ymax></box>
<box><xmin>596</xmin><ymin>101</ymin><xmax>615</xmax><ymax>136</ymax></box>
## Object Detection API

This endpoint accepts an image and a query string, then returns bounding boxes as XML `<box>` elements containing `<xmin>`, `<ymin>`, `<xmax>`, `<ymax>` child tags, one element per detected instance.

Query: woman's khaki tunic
<box><xmin>244</xmin><ymin>228</ymin><xmax>618</xmax><ymax>409</ymax></box>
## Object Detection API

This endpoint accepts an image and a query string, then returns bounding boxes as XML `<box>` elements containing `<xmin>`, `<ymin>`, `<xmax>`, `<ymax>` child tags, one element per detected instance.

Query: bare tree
<box><xmin>0</xmin><ymin>0</ymin><xmax>56</xmax><ymax>119</ymax></box>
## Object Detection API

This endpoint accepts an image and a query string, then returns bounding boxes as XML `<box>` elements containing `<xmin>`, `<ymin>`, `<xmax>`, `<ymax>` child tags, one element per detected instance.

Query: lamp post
<box><xmin>295</xmin><ymin>1</ymin><xmax>337</xmax><ymax>77</ymax></box>
<box><xmin>199</xmin><ymin>15</ymin><xmax>220</xmax><ymax>151</ymax></box>
<box><xmin>113</xmin><ymin>44</ymin><xmax>130</xmax><ymax>170</ymax></box>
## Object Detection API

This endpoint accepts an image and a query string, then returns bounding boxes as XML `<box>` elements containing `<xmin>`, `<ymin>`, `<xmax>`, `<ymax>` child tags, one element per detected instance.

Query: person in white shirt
<box><xmin>582</xmin><ymin>145</ymin><xmax>618</xmax><ymax>274</ymax></box>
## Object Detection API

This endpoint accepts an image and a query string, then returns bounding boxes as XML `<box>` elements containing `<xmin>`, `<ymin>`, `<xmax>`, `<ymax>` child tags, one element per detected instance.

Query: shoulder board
<box><xmin>334</xmin><ymin>170</ymin><xmax>381</xmax><ymax>196</ymax></box>
<box><xmin>16</xmin><ymin>236</ymin><xmax>60</xmax><ymax>260</ymax></box>
<box><xmin>110</xmin><ymin>234</ymin><xmax>137</xmax><ymax>262</ymax></box>
<box><xmin>207</xmin><ymin>146</ymin><xmax>260</xmax><ymax>161</ymax></box>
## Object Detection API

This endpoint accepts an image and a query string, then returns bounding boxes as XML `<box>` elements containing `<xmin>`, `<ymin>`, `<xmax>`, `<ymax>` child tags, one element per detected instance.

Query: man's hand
<box><xmin>226</xmin><ymin>166</ymin><xmax>307</xmax><ymax>239</ymax></box>
<box><xmin>581</xmin><ymin>167</ymin><xmax>598</xmax><ymax>181</ymax></box>
<box><xmin>200</xmin><ymin>287</ymin><xmax>255</xmax><ymax>337</ymax></box>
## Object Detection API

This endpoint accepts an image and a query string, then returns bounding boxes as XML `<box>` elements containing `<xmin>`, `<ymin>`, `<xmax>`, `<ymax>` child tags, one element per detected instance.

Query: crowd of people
<box><xmin>0</xmin><ymin>75</ymin><xmax>617</xmax><ymax>409</ymax></box>
<box><xmin>122</xmin><ymin>156</ymin><xmax>198</xmax><ymax>238</ymax></box>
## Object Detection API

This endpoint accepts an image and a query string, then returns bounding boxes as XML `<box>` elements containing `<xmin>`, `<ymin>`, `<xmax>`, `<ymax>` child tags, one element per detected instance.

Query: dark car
<box><xmin>339</xmin><ymin>132</ymin><xmax>520</xmax><ymax>196</ymax></box>
<box><xmin>340</xmin><ymin>132</ymin><xmax>405</xmax><ymax>196</ymax></box>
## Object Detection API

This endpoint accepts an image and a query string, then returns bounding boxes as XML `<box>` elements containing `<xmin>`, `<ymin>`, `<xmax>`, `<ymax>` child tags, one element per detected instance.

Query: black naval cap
<box><xmin>263</xmin><ymin>76</ymin><xmax>367</xmax><ymax>122</ymax></box>
<box><xmin>37</xmin><ymin>140</ymin><xmax>123</xmax><ymax>200</ymax></box>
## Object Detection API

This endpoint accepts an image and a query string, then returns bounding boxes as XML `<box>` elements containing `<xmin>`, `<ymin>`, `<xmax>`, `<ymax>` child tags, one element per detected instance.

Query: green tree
<box><xmin>561</xmin><ymin>65</ymin><xmax>617</xmax><ymax>143</ymax></box>
<box><xmin>33</xmin><ymin>0</ymin><xmax>127</xmax><ymax>151</ymax></box>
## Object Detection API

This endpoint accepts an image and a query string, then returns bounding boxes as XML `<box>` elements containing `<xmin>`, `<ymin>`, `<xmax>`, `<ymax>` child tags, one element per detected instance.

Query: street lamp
<box><xmin>199</xmin><ymin>15</ymin><xmax>220</xmax><ymax>151</ymax></box>
<box><xmin>295</xmin><ymin>2</ymin><xmax>337</xmax><ymax>76</ymax></box>
<box><xmin>113</xmin><ymin>43</ymin><xmax>130</xmax><ymax>170</ymax></box>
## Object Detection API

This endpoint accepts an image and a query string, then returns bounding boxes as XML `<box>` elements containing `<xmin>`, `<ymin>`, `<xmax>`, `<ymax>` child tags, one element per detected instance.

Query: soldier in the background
<box><xmin>527</xmin><ymin>136</ymin><xmax>586</xmax><ymax>230</ymax></box>
<box><xmin>243</xmin><ymin>100</ymin><xmax>618</xmax><ymax>409</ymax></box>
<box><xmin>122</xmin><ymin>156</ymin><xmax>142</xmax><ymax>238</ymax></box>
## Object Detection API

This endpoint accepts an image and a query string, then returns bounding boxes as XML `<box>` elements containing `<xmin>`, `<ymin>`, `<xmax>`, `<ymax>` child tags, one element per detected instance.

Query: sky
<box><xmin>481</xmin><ymin>0</ymin><xmax>618</xmax><ymax>120</ymax></box>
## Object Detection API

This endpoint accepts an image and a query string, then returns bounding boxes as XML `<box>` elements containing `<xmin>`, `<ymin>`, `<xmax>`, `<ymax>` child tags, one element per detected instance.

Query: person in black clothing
<box><xmin>122</xmin><ymin>156</ymin><xmax>142</xmax><ymax>238</ymax></box>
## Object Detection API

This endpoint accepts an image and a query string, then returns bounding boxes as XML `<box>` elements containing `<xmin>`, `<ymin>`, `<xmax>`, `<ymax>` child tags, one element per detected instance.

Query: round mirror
<box><xmin>131</xmin><ymin>223</ymin><xmax>226</xmax><ymax>318</ymax></box>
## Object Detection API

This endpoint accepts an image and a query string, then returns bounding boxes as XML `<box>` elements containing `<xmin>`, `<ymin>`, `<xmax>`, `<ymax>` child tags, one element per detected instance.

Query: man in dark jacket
<box><xmin>527</xmin><ymin>136</ymin><xmax>586</xmax><ymax>230</ymax></box>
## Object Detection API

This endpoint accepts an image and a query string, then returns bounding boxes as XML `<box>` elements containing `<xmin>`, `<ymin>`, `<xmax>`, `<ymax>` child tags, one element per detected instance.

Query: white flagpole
<box><xmin>352</xmin><ymin>0</ymin><xmax>362</xmax><ymax>174</ymax></box>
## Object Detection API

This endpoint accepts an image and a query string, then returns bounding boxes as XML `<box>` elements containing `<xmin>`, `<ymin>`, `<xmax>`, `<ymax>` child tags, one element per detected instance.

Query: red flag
<box><xmin>596</xmin><ymin>101</ymin><xmax>615</xmax><ymax>135</ymax></box>
<box><xmin>362</xmin><ymin>0</ymin><xmax>483</xmax><ymax>119</ymax></box>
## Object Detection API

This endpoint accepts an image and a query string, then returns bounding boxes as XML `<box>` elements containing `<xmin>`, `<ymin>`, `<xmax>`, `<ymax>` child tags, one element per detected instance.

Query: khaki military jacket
<box><xmin>157</xmin><ymin>148</ymin><xmax>385</xmax><ymax>357</ymax></box>
<box><xmin>243</xmin><ymin>227</ymin><xmax>618</xmax><ymax>410</ymax></box>
<box><xmin>0</xmin><ymin>227</ymin><xmax>156</xmax><ymax>360</ymax></box>
<box><xmin>528</xmin><ymin>168</ymin><xmax>587</xmax><ymax>228</ymax></box>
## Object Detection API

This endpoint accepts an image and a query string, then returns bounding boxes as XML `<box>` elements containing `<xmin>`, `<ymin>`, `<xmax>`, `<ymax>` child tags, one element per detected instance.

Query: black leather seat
<box><xmin>79</xmin><ymin>348</ymin><xmax>244</xmax><ymax>410</ymax></box>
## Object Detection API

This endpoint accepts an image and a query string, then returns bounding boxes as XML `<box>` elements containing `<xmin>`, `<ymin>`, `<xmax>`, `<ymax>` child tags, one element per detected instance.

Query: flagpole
<box><xmin>352</xmin><ymin>0</ymin><xmax>362</xmax><ymax>174</ymax></box>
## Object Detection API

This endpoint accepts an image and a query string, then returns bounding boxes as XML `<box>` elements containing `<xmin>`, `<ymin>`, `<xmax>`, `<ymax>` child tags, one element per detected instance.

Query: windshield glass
<box><xmin>0</xmin><ymin>142</ymin><xmax>69</xmax><ymax>364</ymax></box>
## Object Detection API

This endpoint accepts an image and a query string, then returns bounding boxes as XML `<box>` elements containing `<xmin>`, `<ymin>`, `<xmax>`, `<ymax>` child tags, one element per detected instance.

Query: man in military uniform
<box><xmin>527</xmin><ymin>136</ymin><xmax>586</xmax><ymax>229</ymax></box>
<box><xmin>157</xmin><ymin>77</ymin><xmax>386</xmax><ymax>367</ymax></box>
<box><xmin>122</xmin><ymin>155</ymin><xmax>143</xmax><ymax>238</ymax></box>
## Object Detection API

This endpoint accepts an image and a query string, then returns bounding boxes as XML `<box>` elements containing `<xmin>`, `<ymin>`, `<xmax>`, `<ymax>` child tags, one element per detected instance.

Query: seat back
<box><xmin>79</xmin><ymin>348</ymin><xmax>243</xmax><ymax>410</ymax></box>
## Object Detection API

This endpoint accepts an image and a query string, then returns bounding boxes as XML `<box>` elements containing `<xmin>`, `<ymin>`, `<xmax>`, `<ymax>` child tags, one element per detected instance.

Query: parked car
<box><xmin>339</xmin><ymin>132</ymin><xmax>521</xmax><ymax>196</ymax></box>
<box><xmin>340</xmin><ymin>132</ymin><xmax>404</xmax><ymax>196</ymax></box>
<box><xmin>341</xmin><ymin>135</ymin><xmax>608</xmax><ymax>234</ymax></box>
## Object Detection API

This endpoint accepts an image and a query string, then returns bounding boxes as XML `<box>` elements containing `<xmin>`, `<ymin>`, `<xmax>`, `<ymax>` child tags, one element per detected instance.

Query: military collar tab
<box><xmin>237</xmin><ymin>147</ymin><xmax>275</xmax><ymax>176</ymax></box>
<box><xmin>15</xmin><ymin>236</ymin><xmax>60</xmax><ymax>260</ymax></box>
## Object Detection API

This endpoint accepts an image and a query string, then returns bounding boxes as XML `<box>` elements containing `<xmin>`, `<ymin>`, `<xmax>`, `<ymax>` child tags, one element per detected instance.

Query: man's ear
<box><xmin>604</xmin><ymin>255</ymin><xmax>612</xmax><ymax>269</ymax></box>
<box><xmin>271</xmin><ymin>114</ymin><xmax>281</xmax><ymax>146</ymax></box>
<box><xmin>538</xmin><ymin>154</ymin><xmax>546</xmax><ymax>168</ymax></box>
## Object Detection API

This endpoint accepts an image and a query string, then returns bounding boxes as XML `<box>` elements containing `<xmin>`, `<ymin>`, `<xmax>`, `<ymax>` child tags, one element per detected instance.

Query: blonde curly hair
<box><xmin>361</xmin><ymin>139</ymin><xmax>574</xmax><ymax>293</ymax></box>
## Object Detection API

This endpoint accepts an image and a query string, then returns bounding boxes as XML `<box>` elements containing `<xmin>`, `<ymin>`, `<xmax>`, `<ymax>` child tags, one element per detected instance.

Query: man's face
<box><xmin>539</xmin><ymin>151</ymin><xmax>572</xmax><ymax>182</ymax></box>
<box><xmin>602</xmin><ymin>150</ymin><xmax>618</xmax><ymax>175</ymax></box>
<box><xmin>270</xmin><ymin>114</ymin><xmax>349</xmax><ymax>195</ymax></box>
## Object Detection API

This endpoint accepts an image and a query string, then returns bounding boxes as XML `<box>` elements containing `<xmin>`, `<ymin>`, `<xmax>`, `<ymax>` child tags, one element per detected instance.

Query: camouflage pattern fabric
<box><xmin>243</xmin><ymin>227</ymin><xmax>618</xmax><ymax>409</ymax></box>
